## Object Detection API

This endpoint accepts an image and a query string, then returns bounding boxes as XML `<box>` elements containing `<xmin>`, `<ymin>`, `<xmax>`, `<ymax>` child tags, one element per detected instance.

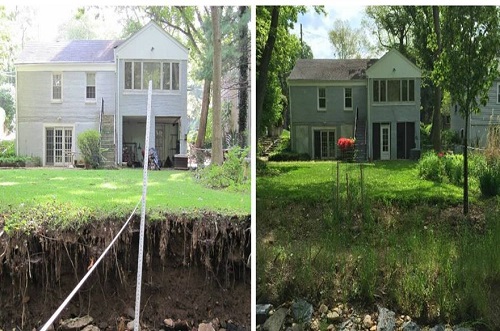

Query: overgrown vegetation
<box><xmin>0</xmin><ymin>140</ymin><xmax>41</xmax><ymax>167</ymax></box>
<box><xmin>257</xmin><ymin>160</ymin><xmax>499</xmax><ymax>328</ymax></box>
<box><xmin>77</xmin><ymin>129</ymin><xmax>103</xmax><ymax>168</ymax></box>
<box><xmin>196</xmin><ymin>146</ymin><xmax>250</xmax><ymax>191</ymax></box>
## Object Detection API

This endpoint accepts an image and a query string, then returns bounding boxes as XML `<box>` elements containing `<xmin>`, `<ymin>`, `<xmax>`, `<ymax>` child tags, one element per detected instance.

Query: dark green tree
<box><xmin>435</xmin><ymin>6</ymin><xmax>500</xmax><ymax>215</ymax></box>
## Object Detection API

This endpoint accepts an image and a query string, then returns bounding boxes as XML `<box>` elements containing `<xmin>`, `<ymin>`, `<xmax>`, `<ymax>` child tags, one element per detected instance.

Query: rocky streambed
<box><xmin>0</xmin><ymin>213</ymin><xmax>251</xmax><ymax>331</ymax></box>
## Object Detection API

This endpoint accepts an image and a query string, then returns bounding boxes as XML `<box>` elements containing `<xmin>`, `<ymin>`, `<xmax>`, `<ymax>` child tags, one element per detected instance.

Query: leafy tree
<box><xmin>0</xmin><ymin>85</ymin><xmax>14</xmax><ymax>134</ymax></box>
<box><xmin>238</xmin><ymin>6</ymin><xmax>249</xmax><ymax>147</ymax></box>
<box><xmin>328</xmin><ymin>19</ymin><xmax>371</xmax><ymax>59</ymax></box>
<box><xmin>256</xmin><ymin>6</ymin><xmax>322</xmax><ymax>136</ymax></box>
<box><xmin>56</xmin><ymin>14</ymin><xmax>98</xmax><ymax>40</ymax></box>
<box><xmin>435</xmin><ymin>6</ymin><xmax>500</xmax><ymax>215</ymax></box>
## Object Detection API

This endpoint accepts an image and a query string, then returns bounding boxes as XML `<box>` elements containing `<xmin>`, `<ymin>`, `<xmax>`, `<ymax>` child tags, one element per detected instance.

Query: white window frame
<box><xmin>86</xmin><ymin>72</ymin><xmax>96</xmax><ymax>102</ymax></box>
<box><xmin>373</xmin><ymin>79</ymin><xmax>415</xmax><ymax>103</ymax></box>
<box><xmin>124</xmin><ymin>60</ymin><xmax>181</xmax><ymax>92</ymax></box>
<box><xmin>344</xmin><ymin>87</ymin><xmax>353</xmax><ymax>110</ymax></box>
<box><xmin>317</xmin><ymin>87</ymin><xmax>326</xmax><ymax>111</ymax></box>
<box><xmin>51</xmin><ymin>73</ymin><xmax>62</xmax><ymax>103</ymax></box>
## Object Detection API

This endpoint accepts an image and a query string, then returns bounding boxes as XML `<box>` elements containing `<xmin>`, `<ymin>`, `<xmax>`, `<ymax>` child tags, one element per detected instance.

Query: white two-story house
<box><xmin>15</xmin><ymin>21</ymin><xmax>188</xmax><ymax>167</ymax></box>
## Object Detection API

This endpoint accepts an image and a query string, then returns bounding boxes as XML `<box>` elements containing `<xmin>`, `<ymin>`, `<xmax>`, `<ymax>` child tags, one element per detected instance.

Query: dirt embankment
<box><xmin>0</xmin><ymin>213</ymin><xmax>251</xmax><ymax>330</ymax></box>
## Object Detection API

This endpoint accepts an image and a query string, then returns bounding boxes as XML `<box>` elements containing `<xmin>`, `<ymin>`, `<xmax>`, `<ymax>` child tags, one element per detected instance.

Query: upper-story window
<box><xmin>344</xmin><ymin>88</ymin><xmax>353</xmax><ymax>110</ymax></box>
<box><xmin>125</xmin><ymin>61</ymin><xmax>180</xmax><ymax>91</ymax></box>
<box><xmin>318</xmin><ymin>87</ymin><xmax>326</xmax><ymax>111</ymax></box>
<box><xmin>52</xmin><ymin>73</ymin><xmax>62</xmax><ymax>101</ymax></box>
<box><xmin>374</xmin><ymin>79</ymin><xmax>415</xmax><ymax>103</ymax></box>
<box><xmin>86</xmin><ymin>73</ymin><xmax>96</xmax><ymax>101</ymax></box>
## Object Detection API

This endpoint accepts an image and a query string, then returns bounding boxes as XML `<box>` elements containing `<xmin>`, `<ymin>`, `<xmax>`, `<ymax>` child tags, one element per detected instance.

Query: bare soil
<box><xmin>0</xmin><ymin>213</ymin><xmax>251</xmax><ymax>330</ymax></box>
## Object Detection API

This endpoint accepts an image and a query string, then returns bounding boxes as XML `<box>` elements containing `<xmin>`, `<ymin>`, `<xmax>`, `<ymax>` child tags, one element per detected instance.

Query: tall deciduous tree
<box><xmin>435</xmin><ymin>6</ymin><xmax>500</xmax><ymax>215</ymax></box>
<box><xmin>211</xmin><ymin>6</ymin><xmax>223</xmax><ymax>165</ymax></box>
<box><xmin>328</xmin><ymin>19</ymin><xmax>371</xmax><ymax>59</ymax></box>
<box><xmin>238</xmin><ymin>6</ymin><xmax>249</xmax><ymax>147</ymax></box>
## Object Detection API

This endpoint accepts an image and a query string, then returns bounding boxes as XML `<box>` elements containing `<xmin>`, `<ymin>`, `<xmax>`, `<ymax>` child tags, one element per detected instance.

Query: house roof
<box><xmin>288</xmin><ymin>58</ymin><xmax>379</xmax><ymax>81</ymax></box>
<box><xmin>15</xmin><ymin>40</ymin><xmax>123</xmax><ymax>65</ymax></box>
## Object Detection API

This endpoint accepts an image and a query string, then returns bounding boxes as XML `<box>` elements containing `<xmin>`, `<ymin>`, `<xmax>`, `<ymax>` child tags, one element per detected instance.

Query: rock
<box><xmin>327</xmin><ymin>325</ymin><xmax>335</xmax><ymax>331</ymax></box>
<box><xmin>82</xmin><ymin>326</ymin><xmax>100</xmax><ymax>331</ymax></box>
<box><xmin>340</xmin><ymin>320</ymin><xmax>352</xmax><ymax>331</ymax></box>
<box><xmin>60</xmin><ymin>315</ymin><xmax>94</xmax><ymax>330</ymax></box>
<box><xmin>125</xmin><ymin>307</ymin><xmax>135</xmax><ymax>319</ymax></box>
<box><xmin>430</xmin><ymin>325</ymin><xmax>445</xmax><ymax>331</ymax></box>
<box><xmin>256</xmin><ymin>304</ymin><xmax>273</xmax><ymax>325</ymax></box>
<box><xmin>290</xmin><ymin>323</ymin><xmax>304</xmax><ymax>331</ymax></box>
<box><xmin>377</xmin><ymin>307</ymin><xmax>395</xmax><ymax>331</ymax></box>
<box><xmin>164</xmin><ymin>319</ymin><xmax>175</xmax><ymax>328</ymax></box>
<box><xmin>370</xmin><ymin>326</ymin><xmax>377</xmax><ymax>331</ymax></box>
<box><xmin>454</xmin><ymin>328</ymin><xmax>473</xmax><ymax>331</ymax></box>
<box><xmin>126</xmin><ymin>320</ymin><xmax>137</xmax><ymax>331</ymax></box>
<box><xmin>327</xmin><ymin>311</ymin><xmax>341</xmax><ymax>323</ymax></box>
<box><xmin>225</xmin><ymin>321</ymin><xmax>242</xmax><ymax>331</ymax></box>
<box><xmin>318</xmin><ymin>304</ymin><xmax>329</xmax><ymax>315</ymax></box>
<box><xmin>363</xmin><ymin>315</ymin><xmax>373</xmax><ymax>329</ymax></box>
<box><xmin>98</xmin><ymin>322</ymin><xmax>108</xmax><ymax>330</ymax></box>
<box><xmin>402</xmin><ymin>321</ymin><xmax>420</xmax><ymax>331</ymax></box>
<box><xmin>291</xmin><ymin>299</ymin><xmax>313</xmax><ymax>324</ymax></box>
<box><xmin>262</xmin><ymin>307</ymin><xmax>287</xmax><ymax>331</ymax></box>
<box><xmin>198</xmin><ymin>323</ymin><xmax>215</xmax><ymax>331</ymax></box>
<box><xmin>310</xmin><ymin>319</ymin><xmax>320</xmax><ymax>331</ymax></box>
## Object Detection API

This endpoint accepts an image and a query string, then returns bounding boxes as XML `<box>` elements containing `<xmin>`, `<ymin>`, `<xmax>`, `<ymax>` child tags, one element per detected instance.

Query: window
<box><xmin>52</xmin><ymin>73</ymin><xmax>62</xmax><ymax>101</ymax></box>
<box><xmin>497</xmin><ymin>83</ymin><xmax>500</xmax><ymax>103</ymax></box>
<box><xmin>125</xmin><ymin>61</ymin><xmax>180</xmax><ymax>91</ymax></box>
<box><xmin>318</xmin><ymin>87</ymin><xmax>326</xmax><ymax>110</ymax></box>
<box><xmin>86</xmin><ymin>73</ymin><xmax>96</xmax><ymax>100</ymax></box>
<box><xmin>373</xmin><ymin>79</ymin><xmax>415</xmax><ymax>103</ymax></box>
<box><xmin>344</xmin><ymin>88</ymin><xmax>353</xmax><ymax>110</ymax></box>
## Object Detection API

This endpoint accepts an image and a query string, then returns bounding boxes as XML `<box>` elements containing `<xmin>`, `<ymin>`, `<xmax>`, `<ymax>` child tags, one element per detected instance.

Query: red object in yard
<box><xmin>337</xmin><ymin>137</ymin><xmax>355</xmax><ymax>151</ymax></box>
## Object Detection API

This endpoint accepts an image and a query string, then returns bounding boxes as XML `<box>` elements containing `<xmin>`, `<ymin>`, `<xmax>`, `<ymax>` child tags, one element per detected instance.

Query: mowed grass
<box><xmin>257</xmin><ymin>160</ymin><xmax>499</xmax><ymax>328</ymax></box>
<box><xmin>257</xmin><ymin>160</ymin><xmax>465</xmax><ymax>206</ymax></box>
<box><xmin>0</xmin><ymin>168</ymin><xmax>250</xmax><ymax>218</ymax></box>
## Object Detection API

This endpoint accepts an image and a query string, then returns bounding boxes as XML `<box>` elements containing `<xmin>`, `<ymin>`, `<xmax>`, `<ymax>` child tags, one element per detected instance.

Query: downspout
<box><xmin>116</xmin><ymin>55</ymin><xmax>120</xmax><ymax>164</ymax></box>
<box><xmin>15</xmin><ymin>67</ymin><xmax>19</xmax><ymax>156</ymax></box>
<box><xmin>367</xmin><ymin>78</ymin><xmax>371</xmax><ymax>161</ymax></box>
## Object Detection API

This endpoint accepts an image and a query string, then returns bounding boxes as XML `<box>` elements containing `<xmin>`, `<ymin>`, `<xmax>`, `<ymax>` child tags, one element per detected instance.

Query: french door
<box><xmin>314</xmin><ymin>129</ymin><xmax>336</xmax><ymax>159</ymax></box>
<box><xmin>46</xmin><ymin>127</ymin><xmax>73</xmax><ymax>166</ymax></box>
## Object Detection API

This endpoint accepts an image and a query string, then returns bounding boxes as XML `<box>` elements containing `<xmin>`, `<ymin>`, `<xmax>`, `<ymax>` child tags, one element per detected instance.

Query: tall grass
<box><xmin>257</xmin><ymin>161</ymin><xmax>499</xmax><ymax>328</ymax></box>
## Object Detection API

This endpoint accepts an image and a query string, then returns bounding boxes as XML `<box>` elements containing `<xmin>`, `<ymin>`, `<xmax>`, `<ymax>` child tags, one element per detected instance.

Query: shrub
<box><xmin>417</xmin><ymin>151</ymin><xmax>445</xmax><ymax>182</ymax></box>
<box><xmin>0</xmin><ymin>140</ymin><xmax>15</xmax><ymax>157</ymax></box>
<box><xmin>268</xmin><ymin>151</ymin><xmax>310</xmax><ymax>162</ymax></box>
<box><xmin>198</xmin><ymin>146</ymin><xmax>250</xmax><ymax>190</ymax></box>
<box><xmin>443</xmin><ymin>154</ymin><xmax>463</xmax><ymax>185</ymax></box>
<box><xmin>478</xmin><ymin>159</ymin><xmax>500</xmax><ymax>197</ymax></box>
<box><xmin>441</xmin><ymin>129</ymin><xmax>460</xmax><ymax>148</ymax></box>
<box><xmin>77</xmin><ymin>130</ymin><xmax>102</xmax><ymax>169</ymax></box>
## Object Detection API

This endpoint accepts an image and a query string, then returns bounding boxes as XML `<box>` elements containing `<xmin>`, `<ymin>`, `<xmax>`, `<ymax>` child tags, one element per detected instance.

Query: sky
<box><xmin>291</xmin><ymin>5</ymin><xmax>367</xmax><ymax>59</ymax></box>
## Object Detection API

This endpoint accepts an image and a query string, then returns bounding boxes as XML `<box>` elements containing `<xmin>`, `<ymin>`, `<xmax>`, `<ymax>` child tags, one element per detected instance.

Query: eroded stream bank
<box><xmin>0</xmin><ymin>213</ymin><xmax>251</xmax><ymax>330</ymax></box>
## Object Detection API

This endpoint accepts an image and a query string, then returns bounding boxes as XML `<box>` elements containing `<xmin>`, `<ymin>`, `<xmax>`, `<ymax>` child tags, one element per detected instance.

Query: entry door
<box><xmin>46</xmin><ymin>127</ymin><xmax>73</xmax><ymax>166</ymax></box>
<box><xmin>155</xmin><ymin>125</ymin><xmax>164</xmax><ymax>162</ymax></box>
<box><xmin>314</xmin><ymin>130</ymin><xmax>336</xmax><ymax>159</ymax></box>
<box><xmin>380</xmin><ymin>124</ymin><xmax>390</xmax><ymax>160</ymax></box>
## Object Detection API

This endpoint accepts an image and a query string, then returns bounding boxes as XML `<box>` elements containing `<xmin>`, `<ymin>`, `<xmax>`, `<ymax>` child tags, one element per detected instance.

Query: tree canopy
<box><xmin>328</xmin><ymin>19</ymin><xmax>372</xmax><ymax>59</ymax></box>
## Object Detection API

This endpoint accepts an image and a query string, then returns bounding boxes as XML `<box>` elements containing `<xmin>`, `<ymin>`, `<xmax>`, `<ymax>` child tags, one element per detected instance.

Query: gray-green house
<box><xmin>450</xmin><ymin>76</ymin><xmax>500</xmax><ymax>148</ymax></box>
<box><xmin>288</xmin><ymin>49</ymin><xmax>421</xmax><ymax>161</ymax></box>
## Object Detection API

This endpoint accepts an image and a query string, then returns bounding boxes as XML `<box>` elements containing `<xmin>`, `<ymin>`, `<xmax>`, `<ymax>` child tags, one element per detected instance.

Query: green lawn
<box><xmin>0</xmin><ymin>168</ymin><xmax>250</xmax><ymax>222</ymax></box>
<box><xmin>258</xmin><ymin>160</ymin><xmax>466</xmax><ymax>206</ymax></box>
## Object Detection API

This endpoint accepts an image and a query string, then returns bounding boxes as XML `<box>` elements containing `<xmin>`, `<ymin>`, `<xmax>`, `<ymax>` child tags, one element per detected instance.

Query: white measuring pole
<box><xmin>134</xmin><ymin>80</ymin><xmax>153</xmax><ymax>331</ymax></box>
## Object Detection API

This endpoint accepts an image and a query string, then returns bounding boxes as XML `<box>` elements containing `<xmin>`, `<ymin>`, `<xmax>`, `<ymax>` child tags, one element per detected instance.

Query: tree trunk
<box><xmin>430</xmin><ymin>6</ymin><xmax>442</xmax><ymax>151</ymax></box>
<box><xmin>238</xmin><ymin>6</ymin><xmax>249</xmax><ymax>147</ymax></box>
<box><xmin>211</xmin><ymin>6</ymin><xmax>223</xmax><ymax>166</ymax></box>
<box><xmin>463</xmin><ymin>110</ymin><xmax>469</xmax><ymax>215</ymax></box>
<box><xmin>256</xmin><ymin>6</ymin><xmax>280</xmax><ymax>137</ymax></box>
<box><xmin>195</xmin><ymin>79</ymin><xmax>211</xmax><ymax>149</ymax></box>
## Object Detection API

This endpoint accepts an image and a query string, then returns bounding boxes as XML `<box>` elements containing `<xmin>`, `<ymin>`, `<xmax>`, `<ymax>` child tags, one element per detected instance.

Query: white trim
<box><xmin>123</xmin><ymin>60</ymin><xmax>181</xmax><ymax>92</ymax></box>
<box><xmin>344</xmin><ymin>87</ymin><xmax>353</xmax><ymax>111</ymax></box>
<box><xmin>16</xmin><ymin>63</ymin><xmax>116</xmax><ymax>72</ymax></box>
<box><xmin>43</xmin><ymin>123</ymin><xmax>75</xmax><ymax>167</ymax></box>
<box><xmin>288</xmin><ymin>80</ymin><xmax>367</xmax><ymax>87</ymax></box>
<box><xmin>372</xmin><ymin>78</ymin><xmax>416</xmax><ymax>104</ymax></box>
<box><xmin>311</xmin><ymin>126</ymin><xmax>337</xmax><ymax>159</ymax></box>
<box><xmin>317</xmin><ymin>87</ymin><xmax>326</xmax><ymax>111</ymax></box>
<box><xmin>85</xmin><ymin>72</ymin><xmax>96</xmax><ymax>102</ymax></box>
<box><xmin>51</xmin><ymin>72</ymin><xmax>63</xmax><ymax>102</ymax></box>
<box><xmin>380</xmin><ymin>123</ymin><xmax>391</xmax><ymax>160</ymax></box>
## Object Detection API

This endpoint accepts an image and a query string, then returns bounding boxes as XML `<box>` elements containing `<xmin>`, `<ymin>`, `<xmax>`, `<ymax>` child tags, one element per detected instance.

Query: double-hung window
<box><xmin>318</xmin><ymin>87</ymin><xmax>326</xmax><ymax>111</ymax></box>
<box><xmin>52</xmin><ymin>73</ymin><xmax>62</xmax><ymax>102</ymax></box>
<box><xmin>344</xmin><ymin>88</ymin><xmax>353</xmax><ymax>110</ymax></box>
<box><xmin>86</xmin><ymin>73</ymin><xmax>96</xmax><ymax>101</ymax></box>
